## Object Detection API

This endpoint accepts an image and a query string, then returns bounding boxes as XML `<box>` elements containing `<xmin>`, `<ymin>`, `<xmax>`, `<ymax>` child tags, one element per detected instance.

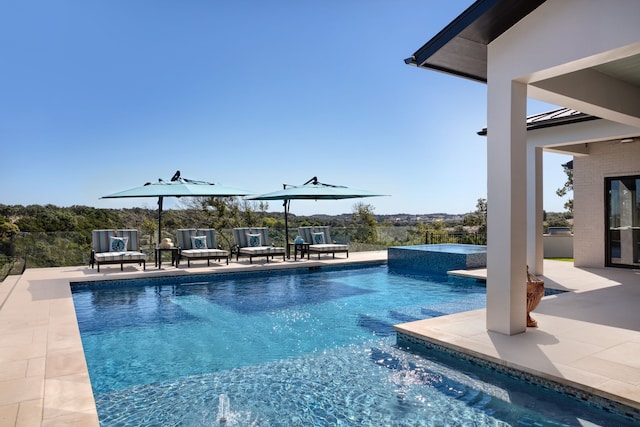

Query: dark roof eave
<box><xmin>477</xmin><ymin>114</ymin><xmax>601</xmax><ymax>136</ymax></box>
<box><xmin>411</xmin><ymin>0</ymin><xmax>500</xmax><ymax>71</ymax></box>
<box><xmin>408</xmin><ymin>0</ymin><xmax>547</xmax><ymax>83</ymax></box>
<box><xmin>406</xmin><ymin>60</ymin><xmax>487</xmax><ymax>83</ymax></box>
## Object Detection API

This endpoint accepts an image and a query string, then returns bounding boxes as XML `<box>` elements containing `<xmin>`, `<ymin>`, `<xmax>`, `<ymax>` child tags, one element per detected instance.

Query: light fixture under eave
<box><xmin>620</xmin><ymin>138</ymin><xmax>635</xmax><ymax>143</ymax></box>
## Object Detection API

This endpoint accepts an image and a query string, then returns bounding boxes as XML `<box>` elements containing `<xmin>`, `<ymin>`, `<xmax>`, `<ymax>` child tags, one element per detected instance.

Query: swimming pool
<box><xmin>72</xmin><ymin>265</ymin><xmax>634</xmax><ymax>426</ymax></box>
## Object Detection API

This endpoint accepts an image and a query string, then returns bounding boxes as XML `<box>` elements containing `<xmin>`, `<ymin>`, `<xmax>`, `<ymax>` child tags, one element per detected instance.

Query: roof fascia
<box><xmin>409</xmin><ymin>0</ymin><xmax>499</xmax><ymax>72</ymax></box>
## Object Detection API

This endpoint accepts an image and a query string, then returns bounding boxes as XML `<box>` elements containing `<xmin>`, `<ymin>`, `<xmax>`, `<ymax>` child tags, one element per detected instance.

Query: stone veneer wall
<box><xmin>573</xmin><ymin>141</ymin><xmax>640</xmax><ymax>267</ymax></box>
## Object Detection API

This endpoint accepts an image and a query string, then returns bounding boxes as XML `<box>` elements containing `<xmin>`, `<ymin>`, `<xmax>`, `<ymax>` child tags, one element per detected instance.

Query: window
<box><xmin>605</xmin><ymin>176</ymin><xmax>640</xmax><ymax>268</ymax></box>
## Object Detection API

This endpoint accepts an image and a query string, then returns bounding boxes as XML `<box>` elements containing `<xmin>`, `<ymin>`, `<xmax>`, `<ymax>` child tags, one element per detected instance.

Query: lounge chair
<box><xmin>232</xmin><ymin>227</ymin><xmax>286</xmax><ymax>263</ymax></box>
<box><xmin>90</xmin><ymin>229</ymin><xmax>146</xmax><ymax>272</ymax></box>
<box><xmin>176</xmin><ymin>229</ymin><xmax>229</xmax><ymax>267</ymax></box>
<box><xmin>298</xmin><ymin>226</ymin><xmax>349</xmax><ymax>259</ymax></box>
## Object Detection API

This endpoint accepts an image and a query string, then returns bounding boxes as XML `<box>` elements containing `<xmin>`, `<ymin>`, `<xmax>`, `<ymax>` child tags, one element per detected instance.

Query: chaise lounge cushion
<box><xmin>298</xmin><ymin>226</ymin><xmax>349</xmax><ymax>258</ymax></box>
<box><xmin>176</xmin><ymin>229</ymin><xmax>229</xmax><ymax>266</ymax></box>
<box><xmin>180</xmin><ymin>248</ymin><xmax>228</xmax><ymax>259</ymax></box>
<box><xmin>91</xmin><ymin>229</ymin><xmax>146</xmax><ymax>271</ymax></box>
<box><xmin>232</xmin><ymin>227</ymin><xmax>285</xmax><ymax>262</ymax></box>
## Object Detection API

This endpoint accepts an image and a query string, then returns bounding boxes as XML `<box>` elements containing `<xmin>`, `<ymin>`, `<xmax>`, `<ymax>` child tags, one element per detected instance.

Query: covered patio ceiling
<box><xmin>406</xmin><ymin>0</ymin><xmax>640</xmax><ymax>130</ymax></box>
<box><xmin>405</xmin><ymin>0</ymin><xmax>640</xmax><ymax>150</ymax></box>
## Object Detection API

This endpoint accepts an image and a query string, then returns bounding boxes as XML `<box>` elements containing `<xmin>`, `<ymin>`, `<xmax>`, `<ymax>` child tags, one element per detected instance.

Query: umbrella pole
<box><xmin>284</xmin><ymin>199</ymin><xmax>289</xmax><ymax>258</ymax></box>
<box><xmin>158</xmin><ymin>196</ymin><xmax>163</xmax><ymax>245</ymax></box>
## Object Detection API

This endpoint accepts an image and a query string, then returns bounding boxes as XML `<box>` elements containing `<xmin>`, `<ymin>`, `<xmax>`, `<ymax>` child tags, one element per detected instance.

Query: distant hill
<box><xmin>309</xmin><ymin>212</ymin><xmax>465</xmax><ymax>226</ymax></box>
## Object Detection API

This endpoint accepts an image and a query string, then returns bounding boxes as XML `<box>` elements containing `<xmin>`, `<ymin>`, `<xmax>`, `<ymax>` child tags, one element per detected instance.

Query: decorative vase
<box><xmin>526</xmin><ymin>266</ymin><xmax>545</xmax><ymax>327</ymax></box>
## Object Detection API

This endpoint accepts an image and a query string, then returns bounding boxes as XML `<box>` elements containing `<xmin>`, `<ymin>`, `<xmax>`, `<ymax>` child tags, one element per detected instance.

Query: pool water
<box><xmin>72</xmin><ymin>265</ymin><xmax>634</xmax><ymax>426</ymax></box>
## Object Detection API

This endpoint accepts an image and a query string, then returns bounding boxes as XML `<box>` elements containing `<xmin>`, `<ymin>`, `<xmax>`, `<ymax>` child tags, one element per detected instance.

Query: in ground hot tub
<box><xmin>388</xmin><ymin>244</ymin><xmax>487</xmax><ymax>276</ymax></box>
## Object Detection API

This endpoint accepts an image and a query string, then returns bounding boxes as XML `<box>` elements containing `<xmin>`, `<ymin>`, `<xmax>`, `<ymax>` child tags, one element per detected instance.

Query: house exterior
<box><xmin>407</xmin><ymin>0</ymin><xmax>640</xmax><ymax>335</ymax></box>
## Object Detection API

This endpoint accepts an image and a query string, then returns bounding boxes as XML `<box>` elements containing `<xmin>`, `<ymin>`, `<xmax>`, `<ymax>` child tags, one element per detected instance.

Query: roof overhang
<box><xmin>405</xmin><ymin>0</ymin><xmax>546</xmax><ymax>83</ymax></box>
<box><xmin>477</xmin><ymin>108</ymin><xmax>600</xmax><ymax>136</ymax></box>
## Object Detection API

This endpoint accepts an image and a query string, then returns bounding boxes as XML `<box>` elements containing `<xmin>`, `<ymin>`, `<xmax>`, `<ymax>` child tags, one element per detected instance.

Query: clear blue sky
<box><xmin>1</xmin><ymin>0</ymin><xmax>571</xmax><ymax>216</ymax></box>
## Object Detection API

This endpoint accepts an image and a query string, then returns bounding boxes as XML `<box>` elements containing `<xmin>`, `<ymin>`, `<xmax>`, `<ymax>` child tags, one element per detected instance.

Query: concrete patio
<box><xmin>1</xmin><ymin>253</ymin><xmax>639</xmax><ymax>425</ymax></box>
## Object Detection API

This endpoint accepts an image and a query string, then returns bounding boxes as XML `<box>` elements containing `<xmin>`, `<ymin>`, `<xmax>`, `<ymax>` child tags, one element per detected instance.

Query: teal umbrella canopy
<box><xmin>103</xmin><ymin>172</ymin><xmax>254</xmax><ymax>199</ymax></box>
<box><xmin>248</xmin><ymin>179</ymin><xmax>384</xmax><ymax>201</ymax></box>
<box><xmin>102</xmin><ymin>171</ymin><xmax>255</xmax><ymax>240</ymax></box>
<box><xmin>248</xmin><ymin>177</ymin><xmax>387</xmax><ymax>253</ymax></box>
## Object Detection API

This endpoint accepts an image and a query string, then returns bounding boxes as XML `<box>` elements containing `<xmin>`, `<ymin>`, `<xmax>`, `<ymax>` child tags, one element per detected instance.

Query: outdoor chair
<box><xmin>298</xmin><ymin>226</ymin><xmax>349</xmax><ymax>259</ymax></box>
<box><xmin>176</xmin><ymin>229</ymin><xmax>229</xmax><ymax>267</ymax></box>
<box><xmin>232</xmin><ymin>227</ymin><xmax>286</xmax><ymax>263</ymax></box>
<box><xmin>90</xmin><ymin>229</ymin><xmax>146</xmax><ymax>272</ymax></box>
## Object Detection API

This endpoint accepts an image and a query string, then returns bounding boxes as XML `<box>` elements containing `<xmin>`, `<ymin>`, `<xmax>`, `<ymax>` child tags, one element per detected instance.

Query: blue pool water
<box><xmin>72</xmin><ymin>265</ymin><xmax>633</xmax><ymax>426</ymax></box>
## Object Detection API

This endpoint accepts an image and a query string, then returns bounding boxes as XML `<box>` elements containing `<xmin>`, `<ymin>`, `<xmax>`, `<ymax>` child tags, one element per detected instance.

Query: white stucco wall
<box><xmin>573</xmin><ymin>141</ymin><xmax>640</xmax><ymax>267</ymax></box>
<box><xmin>492</xmin><ymin>0</ymin><xmax>640</xmax><ymax>128</ymax></box>
<box><xmin>543</xmin><ymin>235</ymin><xmax>573</xmax><ymax>259</ymax></box>
<box><xmin>484</xmin><ymin>0</ymin><xmax>640</xmax><ymax>334</ymax></box>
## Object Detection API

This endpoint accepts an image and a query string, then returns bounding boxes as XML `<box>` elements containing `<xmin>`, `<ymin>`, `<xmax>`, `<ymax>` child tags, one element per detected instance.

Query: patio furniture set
<box><xmin>90</xmin><ymin>226</ymin><xmax>348</xmax><ymax>272</ymax></box>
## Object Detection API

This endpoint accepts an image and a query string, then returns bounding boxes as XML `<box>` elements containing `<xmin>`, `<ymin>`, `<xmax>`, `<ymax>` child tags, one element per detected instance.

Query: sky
<box><xmin>0</xmin><ymin>0</ymin><xmax>572</xmax><ymax>217</ymax></box>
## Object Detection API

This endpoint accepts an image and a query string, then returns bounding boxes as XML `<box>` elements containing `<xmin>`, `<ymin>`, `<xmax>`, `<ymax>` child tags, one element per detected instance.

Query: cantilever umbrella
<box><xmin>102</xmin><ymin>171</ymin><xmax>255</xmax><ymax>241</ymax></box>
<box><xmin>248</xmin><ymin>176</ymin><xmax>386</xmax><ymax>255</ymax></box>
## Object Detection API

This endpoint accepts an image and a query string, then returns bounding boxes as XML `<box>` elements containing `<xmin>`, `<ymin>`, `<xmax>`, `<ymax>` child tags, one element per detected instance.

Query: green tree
<box><xmin>182</xmin><ymin>197</ymin><xmax>269</xmax><ymax>249</ymax></box>
<box><xmin>463</xmin><ymin>198</ymin><xmax>487</xmax><ymax>233</ymax></box>
<box><xmin>556</xmin><ymin>161</ymin><xmax>574</xmax><ymax>214</ymax></box>
<box><xmin>141</xmin><ymin>218</ymin><xmax>157</xmax><ymax>248</ymax></box>
<box><xmin>0</xmin><ymin>216</ymin><xmax>20</xmax><ymax>238</ymax></box>
<box><xmin>351</xmin><ymin>202</ymin><xmax>378</xmax><ymax>244</ymax></box>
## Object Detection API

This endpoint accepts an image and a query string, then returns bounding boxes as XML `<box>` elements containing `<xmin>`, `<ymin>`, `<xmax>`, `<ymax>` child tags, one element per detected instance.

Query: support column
<box><xmin>486</xmin><ymin>79</ymin><xmax>528</xmax><ymax>335</ymax></box>
<box><xmin>527</xmin><ymin>146</ymin><xmax>544</xmax><ymax>274</ymax></box>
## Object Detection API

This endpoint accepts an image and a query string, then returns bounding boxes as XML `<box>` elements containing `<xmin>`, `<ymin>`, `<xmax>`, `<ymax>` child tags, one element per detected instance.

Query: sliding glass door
<box><xmin>606</xmin><ymin>176</ymin><xmax>640</xmax><ymax>268</ymax></box>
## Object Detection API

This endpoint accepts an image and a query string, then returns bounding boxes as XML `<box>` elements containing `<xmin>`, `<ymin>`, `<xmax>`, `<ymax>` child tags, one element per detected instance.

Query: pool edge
<box><xmin>394</xmin><ymin>329</ymin><xmax>640</xmax><ymax>422</ymax></box>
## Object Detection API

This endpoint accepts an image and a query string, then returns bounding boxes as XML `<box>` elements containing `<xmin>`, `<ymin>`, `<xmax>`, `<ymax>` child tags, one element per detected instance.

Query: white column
<box><xmin>486</xmin><ymin>79</ymin><xmax>528</xmax><ymax>335</ymax></box>
<box><xmin>527</xmin><ymin>146</ymin><xmax>544</xmax><ymax>275</ymax></box>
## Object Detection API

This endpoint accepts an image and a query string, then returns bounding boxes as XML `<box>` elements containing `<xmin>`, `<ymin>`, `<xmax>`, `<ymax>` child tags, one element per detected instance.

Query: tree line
<box><xmin>0</xmin><ymin>199</ymin><xmax>571</xmax><ymax>274</ymax></box>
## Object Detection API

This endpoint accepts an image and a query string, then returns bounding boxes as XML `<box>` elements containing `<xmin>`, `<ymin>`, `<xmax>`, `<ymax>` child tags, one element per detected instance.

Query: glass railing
<box><xmin>0</xmin><ymin>227</ymin><xmax>486</xmax><ymax>274</ymax></box>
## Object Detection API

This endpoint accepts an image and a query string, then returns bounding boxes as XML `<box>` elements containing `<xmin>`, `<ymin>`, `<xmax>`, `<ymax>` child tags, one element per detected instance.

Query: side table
<box><xmin>287</xmin><ymin>242</ymin><xmax>310</xmax><ymax>261</ymax></box>
<box><xmin>155</xmin><ymin>247</ymin><xmax>179</xmax><ymax>269</ymax></box>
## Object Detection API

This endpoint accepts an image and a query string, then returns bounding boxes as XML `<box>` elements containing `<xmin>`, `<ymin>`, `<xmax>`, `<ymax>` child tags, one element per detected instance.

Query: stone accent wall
<box><xmin>573</xmin><ymin>141</ymin><xmax>640</xmax><ymax>267</ymax></box>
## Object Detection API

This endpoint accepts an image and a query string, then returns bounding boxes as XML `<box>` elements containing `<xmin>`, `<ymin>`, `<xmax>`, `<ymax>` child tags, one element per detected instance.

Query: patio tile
<box><xmin>0</xmin><ymin>359</ymin><xmax>28</xmax><ymax>381</ymax></box>
<box><xmin>27</xmin><ymin>357</ymin><xmax>46</xmax><ymax>378</ymax></box>
<box><xmin>41</xmin><ymin>409</ymin><xmax>99</xmax><ymax>427</ymax></box>
<box><xmin>0</xmin><ymin>341</ymin><xmax>47</xmax><ymax>363</ymax></box>
<box><xmin>597</xmin><ymin>379</ymin><xmax>640</xmax><ymax>406</ymax></box>
<box><xmin>0</xmin><ymin>377</ymin><xmax>43</xmax><ymax>405</ymax></box>
<box><xmin>572</xmin><ymin>355</ymin><xmax>640</xmax><ymax>386</ymax></box>
<box><xmin>596</xmin><ymin>342</ymin><xmax>640</xmax><ymax>369</ymax></box>
<box><xmin>45</xmin><ymin>349</ymin><xmax>88</xmax><ymax>379</ymax></box>
<box><xmin>0</xmin><ymin>403</ymin><xmax>18</xmax><ymax>426</ymax></box>
<box><xmin>43</xmin><ymin>373</ymin><xmax>96</xmax><ymax>420</ymax></box>
<box><xmin>16</xmin><ymin>399</ymin><xmax>43</xmax><ymax>427</ymax></box>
